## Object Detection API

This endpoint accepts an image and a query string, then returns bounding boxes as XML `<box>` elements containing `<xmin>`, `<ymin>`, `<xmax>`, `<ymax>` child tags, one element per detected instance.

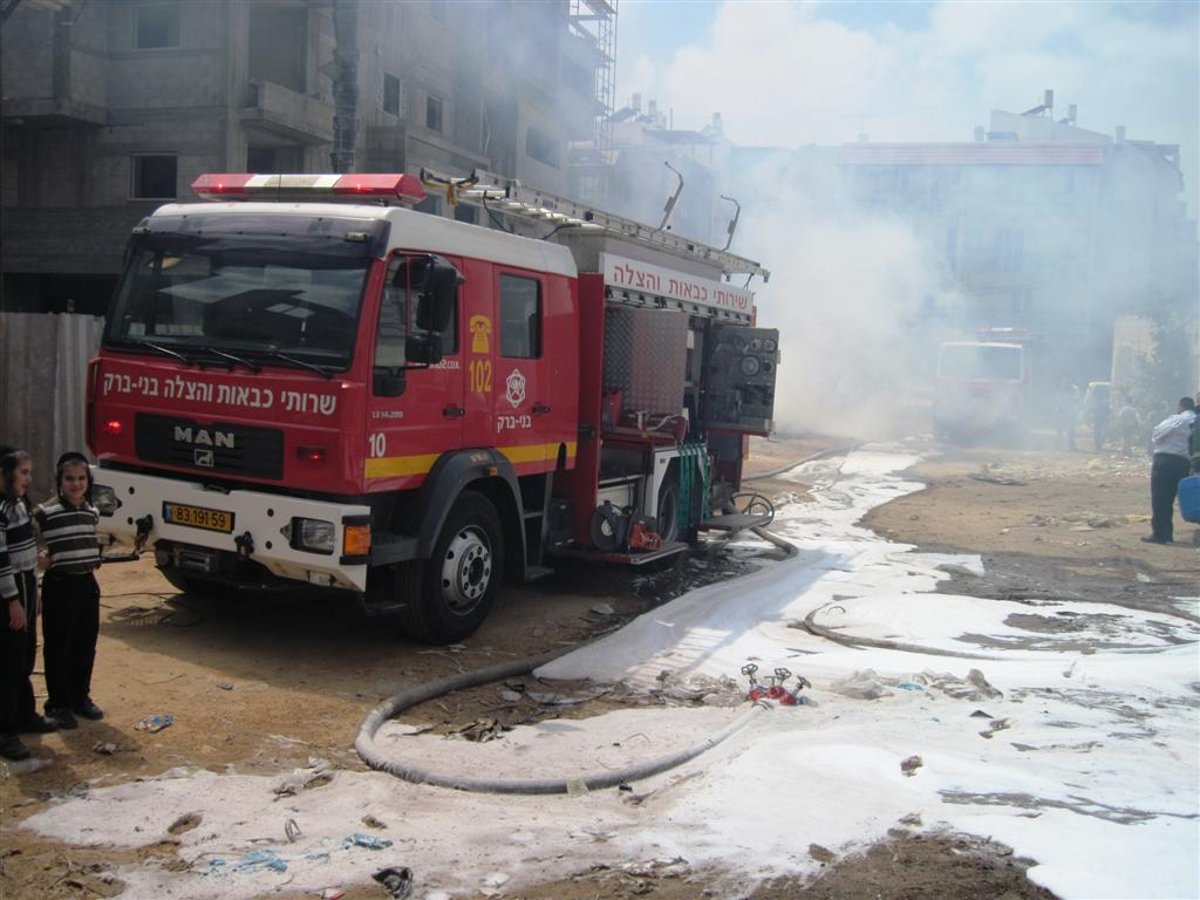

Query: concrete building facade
<box><xmin>1</xmin><ymin>0</ymin><xmax>612</xmax><ymax>314</ymax></box>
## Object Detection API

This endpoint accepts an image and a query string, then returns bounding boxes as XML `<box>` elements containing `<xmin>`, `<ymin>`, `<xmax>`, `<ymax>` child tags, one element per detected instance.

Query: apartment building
<box><xmin>0</xmin><ymin>0</ymin><xmax>612</xmax><ymax>313</ymax></box>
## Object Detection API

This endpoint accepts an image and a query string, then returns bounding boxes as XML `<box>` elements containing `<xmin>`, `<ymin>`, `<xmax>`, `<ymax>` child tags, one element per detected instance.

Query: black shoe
<box><xmin>73</xmin><ymin>699</ymin><xmax>104</xmax><ymax>721</ymax></box>
<box><xmin>47</xmin><ymin>707</ymin><xmax>78</xmax><ymax>730</ymax></box>
<box><xmin>18</xmin><ymin>714</ymin><xmax>59</xmax><ymax>734</ymax></box>
<box><xmin>0</xmin><ymin>734</ymin><xmax>31</xmax><ymax>761</ymax></box>
<box><xmin>1141</xmin><ymin>535</ymin><xmax>1171</xmax><ymax>544</ymax></box>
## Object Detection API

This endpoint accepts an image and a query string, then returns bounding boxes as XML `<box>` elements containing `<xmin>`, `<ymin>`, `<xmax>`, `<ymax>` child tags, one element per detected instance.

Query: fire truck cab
<box><xmin>87</xmin><ymin>171</ymin><xmax>777</xmax><ymax>643</ymax></box>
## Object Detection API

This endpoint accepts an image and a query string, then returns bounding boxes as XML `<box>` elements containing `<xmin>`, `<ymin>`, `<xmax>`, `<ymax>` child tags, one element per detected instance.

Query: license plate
<box><xmin>162</xmin><ymin>502</ymin><xmax>234</xmax><ymax>534</ymax></box>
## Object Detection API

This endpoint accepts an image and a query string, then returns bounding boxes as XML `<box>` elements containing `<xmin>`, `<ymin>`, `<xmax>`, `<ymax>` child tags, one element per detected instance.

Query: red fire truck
<box><xmin>87</xmin><ymin>170</ymin><xmax>777</xmax><ymax>642</ymax></box>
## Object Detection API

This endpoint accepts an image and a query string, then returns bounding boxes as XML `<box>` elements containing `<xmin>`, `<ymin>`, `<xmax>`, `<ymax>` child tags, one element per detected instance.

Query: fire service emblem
<box><xmin>504</xmin><ymin>368</ymin><xmax>526</xmax><ymax>409</ymax></box>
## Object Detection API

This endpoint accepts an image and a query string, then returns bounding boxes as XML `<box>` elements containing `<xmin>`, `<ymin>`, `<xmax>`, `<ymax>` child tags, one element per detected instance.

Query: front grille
<box><xmin>135</xmin><ymin>413</ymin><xmax>284</xmax><ymax>480</ymax></box>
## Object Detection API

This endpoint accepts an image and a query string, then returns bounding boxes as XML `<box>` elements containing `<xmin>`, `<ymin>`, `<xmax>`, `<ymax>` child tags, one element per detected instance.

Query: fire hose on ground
<box><xmin>356</xmin><ymin>446</ymin><xmax>840</xmax><ymax>793</ymax></box>
<box><xmin>355</xmin><ymin>651</ymin><xmax>772</xmax><ymax>794</ymax></box>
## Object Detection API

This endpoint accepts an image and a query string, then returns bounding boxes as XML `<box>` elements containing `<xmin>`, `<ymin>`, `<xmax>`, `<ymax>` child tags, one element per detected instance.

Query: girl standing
<box><xmin>34</xmin><ymin>452</ymin><xmax>108</xmax><ymax>730</ymax></box>
<box><xmin>1</xmin><ymin>448</ymin><xmax>57</xmax><ymax>754</ymax></box>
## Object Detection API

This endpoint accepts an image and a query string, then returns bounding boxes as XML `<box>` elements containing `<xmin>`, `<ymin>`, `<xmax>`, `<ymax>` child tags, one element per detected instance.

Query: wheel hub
<box><xmin>440</xmin><ymin>527</ymin><xmax>492</xmax><ymax>614</ymax></box>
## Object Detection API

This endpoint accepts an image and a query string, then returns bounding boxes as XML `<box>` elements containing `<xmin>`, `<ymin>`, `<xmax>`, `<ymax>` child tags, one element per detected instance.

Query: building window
<box><xmin>499</xmin><ymin>274</ymin><xmax>541</xmax><ymax>359</ymax></box>
<box><xmin>383</xmin><ymin>73</ymin><xmax>401</xmax><ymax>116</ymax></box>
<box><xmin>249</xmin><ymin>5</ymin><xmax>307</xmax><ymax>92</ymax></box>
<box><xmin>135</xmin><ymin>4</ymin><xmax>179</xmax><ymax>50</ymax></box>
<box><xmin>563</xmin><ymin>59</ymin><xmax>592</xmax><ymax>96</ymax></box>
<box><xmin>453</xmin><ymin>204</ymin><xmax>477</xmax><ymax>225</ymax></box>
<box><xmin>426</xmin><ymin>95</ymin><xmax>443</xmax><ymax>133</ymax></box>
<box><xmin>525</xmin><ymin>126</ymin><xmax>559</xmax><ymax>168</ymax></box>
<box><xmin>429</xmin><ymin>0</ymin><xmax>446</xmax><ymax>24</ymax></box>
<box><xmin>130</xmin><ymin>154</ymin><xmax>177</xmax><ymax>199</ymax></box>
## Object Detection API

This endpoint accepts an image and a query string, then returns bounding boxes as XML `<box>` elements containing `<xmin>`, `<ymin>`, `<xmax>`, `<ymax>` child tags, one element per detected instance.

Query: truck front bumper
<box><xmin>93</xmin><ymin>468</ymin><xmax>371</xmax><ymax>592</ymax></box>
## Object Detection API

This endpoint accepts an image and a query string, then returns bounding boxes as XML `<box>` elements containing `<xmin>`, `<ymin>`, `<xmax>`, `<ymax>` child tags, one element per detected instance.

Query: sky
<box><xmin>615</xmin><ymin>0</ymin><xmax>1200</xmax><ymax>216</ymax></box>
<box><xmin>21</xmin><ymin>447</ymin><xmax>1199</xmax><ymax>898</ymax></box>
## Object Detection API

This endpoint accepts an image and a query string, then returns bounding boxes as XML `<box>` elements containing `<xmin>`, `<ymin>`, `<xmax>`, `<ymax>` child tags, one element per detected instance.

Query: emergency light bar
<box><xmin>191</xmin><ymin>173</ymin><xmax>427</xmax><ymax>205</ymax></box>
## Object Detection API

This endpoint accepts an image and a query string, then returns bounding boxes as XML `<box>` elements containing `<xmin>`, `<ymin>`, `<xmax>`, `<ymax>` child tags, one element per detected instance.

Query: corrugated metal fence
<box><xmin>0</xmin><ymin>312</ymin><xmax>105</xmax><ymax>502</ymax></box>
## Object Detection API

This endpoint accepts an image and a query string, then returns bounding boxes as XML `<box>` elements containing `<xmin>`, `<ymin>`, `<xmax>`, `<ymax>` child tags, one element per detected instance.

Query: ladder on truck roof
<box><xmin>420</xmin><ymin>168</ymin><xmax>770</xmax><ymax>283</ymax></box>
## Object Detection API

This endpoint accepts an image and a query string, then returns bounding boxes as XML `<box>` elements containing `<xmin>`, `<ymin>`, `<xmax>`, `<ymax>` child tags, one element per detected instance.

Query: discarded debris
<box><xmin>272</xmin><ymin>759</ymin><xmax>334</xmax><ymax>797</ymax></box>
<box><xmin>167</xmin><ymin>812</ymin><xmax>202</xmax><ymax>835</ymax></box>
<box><xmin>134</xmin><ymin>713</ymin><xmax>173</xmax><ymax>733</ymax></box>
<box><xmin>361</xmin><ymin>814</ymin><xmax>387</xmax><ymax>830</ymax></box>
<box><xmin>900</xmin><ymin>755</ymin><xmax>924</xmax><ymax>776</ymax></box>
<box><xmin>590</xmin><ymin>602</ymin><xmax>615</xmax><ymax>616</ymax></box>
<box><xmin>830</xmin><ymin>669</ymin><xmax>889</xmax><ymax>700</ymax></box>
<box><xmin>372</xmin><ymin>866</ymin><xmax>413</xmax><ymax>899</ymax></box>
<box><xmin>980</xmin><ymin>717</ymin><xmax>1013</xmax><ymax>739</ymax></box>
<box><xmin>809</xmin><ymin>843</ymin><xmax>836</xmax><ymax>863</ymax></box>
<box><xmin>284</xmin><ymin>818</ymin><xmax>302</xmax><ymax>843</ymax></box>
<box><xmin>343</xmin><ymin>832</ymin><xmax>393</xmax><ymax>850</ymax></box>
<box><xmin>92</xmin><ymin>741</ymin><xmax>119</xmax><ymax>755</ymax></box>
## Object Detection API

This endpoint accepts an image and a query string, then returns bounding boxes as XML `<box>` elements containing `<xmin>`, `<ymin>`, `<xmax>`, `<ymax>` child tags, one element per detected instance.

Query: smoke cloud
<box><xmin>610</xmin><ymin>1</ymin><xmax>1198</xmax><ymax>440</ymax></box>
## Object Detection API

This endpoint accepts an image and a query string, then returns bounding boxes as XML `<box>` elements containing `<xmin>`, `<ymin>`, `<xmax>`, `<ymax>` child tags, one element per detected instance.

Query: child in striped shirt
<box><xmin>1</xmin><ymin>447</ymin><xmax>56</xmax><ymax>761</ymax></box>
<box><xmin>34</xmin><ymin>452</ymin><xmax>111</xmax><ymax>730</ymax></box>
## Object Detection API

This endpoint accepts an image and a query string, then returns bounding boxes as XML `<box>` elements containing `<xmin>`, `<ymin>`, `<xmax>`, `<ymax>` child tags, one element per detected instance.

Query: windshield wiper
<box><xmin>256</xmin><ymin>348</ymin><xmax>336</xmax><ymax>379</ymax></box>
<box><xmin>194</xmin><ymin>346</ymin><xmax>262</xmax><ymax>373</ymax></box>
<box><xmin>122</xmin><ymin>339</ymin><xmax>196</xmax><ymax>366</ymax></box>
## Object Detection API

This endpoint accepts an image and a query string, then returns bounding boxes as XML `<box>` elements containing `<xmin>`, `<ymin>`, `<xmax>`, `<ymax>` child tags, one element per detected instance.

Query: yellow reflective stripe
<box><xmin>499</xmin><ymin>441</ymin><xmax>578</xmax><ymax>464</ymax></box>
<box><xmin>364</xmin><ymin>453</ymin><xmax>441</xmax><ymax>479</ymax></box>
<box><xmin>364</xmin><ymin>442</ymin><xmax>577</xmax><ymax>479</ymax></box>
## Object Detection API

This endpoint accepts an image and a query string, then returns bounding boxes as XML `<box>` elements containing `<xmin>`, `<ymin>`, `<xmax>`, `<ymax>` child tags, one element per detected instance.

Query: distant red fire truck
<box><xmin>87</xmin><ymin>170</ymin><xmax>778</xmax><ymax>642</ymax></box>
<box><xmin>933</xmin><ymin>328</ymin><xmax>1033</xmax><ymax>442</ymax></box>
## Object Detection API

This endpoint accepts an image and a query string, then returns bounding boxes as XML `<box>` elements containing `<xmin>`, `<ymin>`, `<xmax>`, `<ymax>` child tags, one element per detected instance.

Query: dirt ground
<box><xmin>1</xmin><ymin>433</ymin><xmax>1194</xmax><ymax>899</ymax></box>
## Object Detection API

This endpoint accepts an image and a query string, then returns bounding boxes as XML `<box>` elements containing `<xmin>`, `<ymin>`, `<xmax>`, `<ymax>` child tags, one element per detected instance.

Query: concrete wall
<box><xmin>0</xmin><ymin>312</ymin><xmax>105</xmax><ymax>502</ymax></box>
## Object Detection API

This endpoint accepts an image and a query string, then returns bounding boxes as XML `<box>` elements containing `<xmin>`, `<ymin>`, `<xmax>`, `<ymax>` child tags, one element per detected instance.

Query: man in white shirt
<box><xmin>1145</xmin><ymin>396</ymin><xmax>1197</xmax><ymax>544</ymax></box>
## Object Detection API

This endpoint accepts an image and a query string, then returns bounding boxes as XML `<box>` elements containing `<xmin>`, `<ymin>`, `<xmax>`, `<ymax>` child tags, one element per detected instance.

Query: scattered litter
<box><xmin>284</xmin><ymin>818</ymin><xmax>301</xmax><ymax>842</ymax></box>
<box><xmin>968</xmin><ymin>472</ymin><xmax>1025</xmax><ymax>486</ymax></box>
<box><xmin>622</xmin><ymin>856</ymin><xmax>689</xmax><ymax>878</ymax></box>
<box><xmin>497</xmin><ymin>688</ymin><xmax>523</xmax><ymax>702</ymax></box>
<box><xmin>980</xmin><ymin>717</ymin><xmax>1013</xmax><ymax>739</ymax></box>
<box><xmin>590</xmin><ymin>602</ymin><xmax>615</xmax><ymax>616</ymax></box>
<box><xmin>385</xmin><ymin>723</ymin><xmax>434</xmax><ymax>737</ymax></box>
<box><xmin>569</xmin><ymin>827</ymin><xmax>616</xmax><ymax>842</ymax></box>
<box><xmin>482</xmin><ymin>871</ymin><xmax>511</xmax><ymax>888</ymax></box>
<box><xmin>372</xmin><ymin>866</ymin><xmax>413</xmax><ymax>898</ymax></box>
<box><xmin>92</xmin><ymin>741</ymin><xmax>119</xmax><ymax>755</ymax></box>
<box><xmin>134</xmin><ymin>713</ymin><xmax>173</xmax><ymax>733</ymax></box>
<box><xmin>273</xmin><ymin>759</ymin><xmax>333</xmax><ymax>797</ymax></box>
<box><xmin>899</xmin><ymin>813</ymin><xmax>923</xmax><ymax>826</ymax></box>
<box><xmin>215</xmin><ymin>682</ymin><xmax>234</xmax><ymax>691</ymax></box>
<box><xmin>808</xmin><ymin>843</ymin><xmax>836</xmax><ymax>863</ymax></box>
<box><xmin>970</xmin><ymin>709</ymin><xmax>994</xmax><ymax>719</ymax></box>
<box><xmin>321</xmin><ymin>889</ymin><xmax>346</xmax><ymax>900</ymax></box>
<box><xmin>565</xmin><ymin>778</ymin><xmax>589</xmax><ymax>798</ymax></box>
<box><xmin>830</xmin><ymin>669</ymin><xmax>889</xmax><ymax>700</ymax></box>
<box><xmin>207</xmin><ymin>848</ymin><xmax>288</xmax><ymax>875</ymax></box>
<box><xmin>526</xmin><ymin>684</ymin><xmax>613</xmax><ymax>706</ymax></box>
<box><xmin>342</xmin><ymin>832</ymin><xmax>393</xmax><ymax>850</ymax></box>
<box><xmin>923</xmin><ymin>669</ymin><xmax>1002</xmax><ymax>702</ymax></box>
<box><xmin>894</xmin><ymin>681</ymin><xmax>924</xmax><ymax>691</ymax></box>
<box><xmin>450</xmin><ymin>718</ymin><xmax>508</xmax><ymax>743</ymax></box>
<box><xmin>900</xmin><ymin>755</ymin><xmax>923</xmax><ymax>776</ymax></box>
<box><xmin>167</xmin><ymin>812</ymin><xmax>202</xmax><ymax>835</ymax></box>
<box><xmin>361</xmin><ymin>814</ymin><xmax>387</xmax><ymax>830</ymax></box>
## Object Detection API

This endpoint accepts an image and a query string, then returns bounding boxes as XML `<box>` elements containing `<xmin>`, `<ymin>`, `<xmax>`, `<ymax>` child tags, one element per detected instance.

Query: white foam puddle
<box><xmin>18</xmin><ymin>446</ymin><xmax>1200</xmax><ymax>899</ymax></box>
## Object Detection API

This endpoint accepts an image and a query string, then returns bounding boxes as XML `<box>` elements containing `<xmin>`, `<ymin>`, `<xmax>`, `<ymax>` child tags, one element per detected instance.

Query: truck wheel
<box><xmin>399</xmin><ymin>491</ymin><xmax>504</xmax><ymax>644</ymax></box>
<box><xmin>656</xmin><ymin>471</ymin><xmax>680</xmax><ymax>542</ymax></box>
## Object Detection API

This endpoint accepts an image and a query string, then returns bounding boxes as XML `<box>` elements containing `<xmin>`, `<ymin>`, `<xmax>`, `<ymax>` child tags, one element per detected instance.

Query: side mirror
<box><xmin>415</xmin><ymin>260</ymin><xmax>459</xmax><ymax>333</ymax></box>
<box><xmin>405</xmin><ymin>333</ymin><xmax>443</xmax><ymax>366</ymax></box>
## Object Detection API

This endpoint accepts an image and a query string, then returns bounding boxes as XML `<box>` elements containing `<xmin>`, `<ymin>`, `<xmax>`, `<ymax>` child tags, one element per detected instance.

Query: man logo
<box><xmin>194</xmin><ymin>449</ymin><xmax>214</xmax><ymax>467</ymax></box>
<box><xmin>174</xmin><ymin>426</ymin><xmax>235</xmax><ymax>449</ymax></box>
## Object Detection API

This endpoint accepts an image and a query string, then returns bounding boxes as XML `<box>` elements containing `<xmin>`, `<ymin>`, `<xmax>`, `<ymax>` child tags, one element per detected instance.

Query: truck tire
<box><xmin>656</xmin><ymin>470</ymin><xmax>680</xmax><ymax>543</ymax></box>
<box><xmin>399</xmin><ymin>491</ymin><xmax>504</xmax><ymax>644</ymax></box>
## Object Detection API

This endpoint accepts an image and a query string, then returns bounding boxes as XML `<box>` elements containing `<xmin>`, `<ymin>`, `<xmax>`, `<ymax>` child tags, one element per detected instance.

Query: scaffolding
<box><xmin>568</xmin><ymin>0</ymin><xmax>617</xmax><ymax>206</ymax></box>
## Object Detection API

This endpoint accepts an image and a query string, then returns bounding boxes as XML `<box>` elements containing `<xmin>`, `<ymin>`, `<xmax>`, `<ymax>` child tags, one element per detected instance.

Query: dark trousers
<box><xmin>1150</xmin><ymin>453</ymin><xmax>1190</xmax><ymax>542</ymax></box>
<box><xmin>0</xmin><ymin>570</ymin><xmax>39</xmax><ymax>734</ymax></box>
<box><xmin>41</xmin><ymin>571</ymin><xmax>100</xmax><ymax>711</ymax></box>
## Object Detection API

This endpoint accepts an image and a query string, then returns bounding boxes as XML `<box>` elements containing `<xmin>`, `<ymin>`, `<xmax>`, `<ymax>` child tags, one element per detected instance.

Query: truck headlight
<box><xmin>92</xmin><ymin>484</ymin><xmax>121</xmax><ymax>517</ymax></box>
<box><xmin>289</xmin><ymin>517</ymin><xmax>335</xmax><ymax>554</ymax></box>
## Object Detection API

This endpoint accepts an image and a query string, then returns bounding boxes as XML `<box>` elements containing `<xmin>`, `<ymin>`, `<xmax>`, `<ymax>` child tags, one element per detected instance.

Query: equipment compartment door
<box><xmin>701</xmin><ymin>325</ymin><xmax>780</xmax><ymax>435</ymax></box>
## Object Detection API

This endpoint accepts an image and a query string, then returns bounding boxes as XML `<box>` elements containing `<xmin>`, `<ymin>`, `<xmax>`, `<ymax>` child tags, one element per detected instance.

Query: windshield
<box><xmin>938</xmin><ymin>344</ymin><xmax>1023</xmax><ymax>382</ymax></box>
<box><xmin>105</xmin><ymin>243</ymin><xmax>372</xmax><ymax>369</ymax></box>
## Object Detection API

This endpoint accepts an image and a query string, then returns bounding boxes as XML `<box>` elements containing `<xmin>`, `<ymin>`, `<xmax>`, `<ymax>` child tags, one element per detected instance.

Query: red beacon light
<box><xmin>191</xmin><ymin>173</ymin><xmax>427</xmax><ymax>206</ymax></box>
